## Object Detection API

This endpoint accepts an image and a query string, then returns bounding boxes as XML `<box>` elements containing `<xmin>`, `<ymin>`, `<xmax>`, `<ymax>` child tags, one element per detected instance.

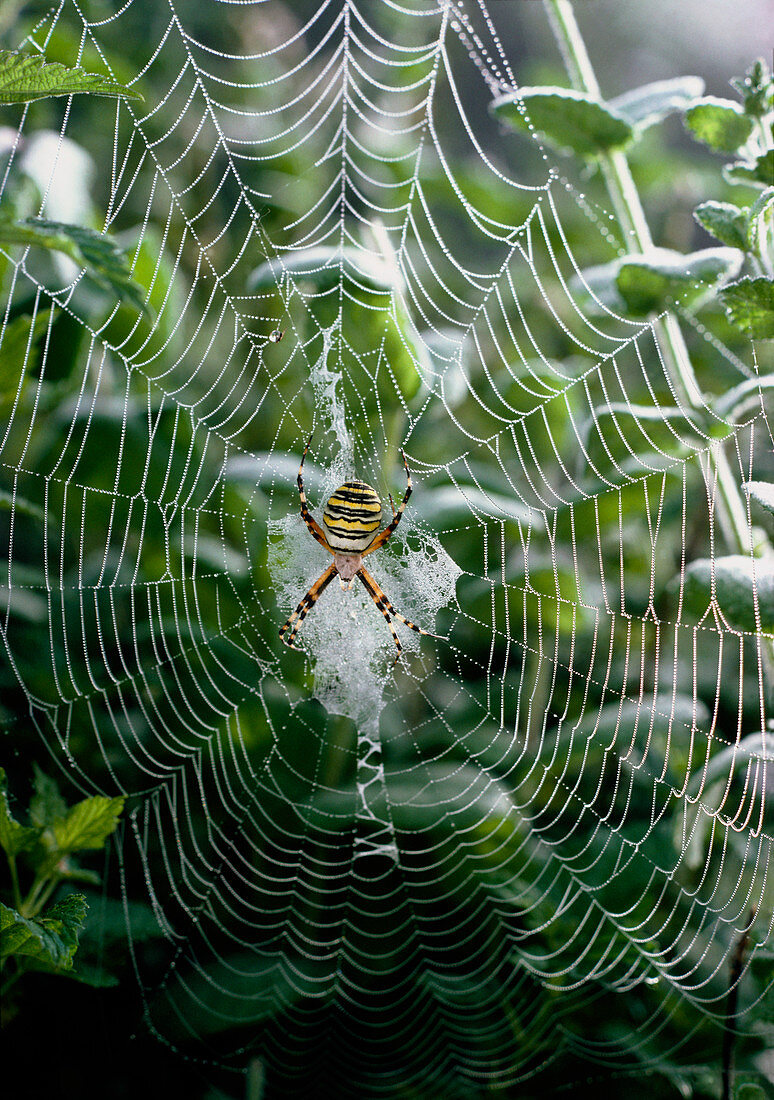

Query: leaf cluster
<box><xmin>493</xmin><ymin>60</ymin><xmax>774</xmax><ymax>337</ymax></box>
<box><xmin>0</xmin><ymin>766</ymin><xmax>124</xmax><ymax>1005</ymax></box>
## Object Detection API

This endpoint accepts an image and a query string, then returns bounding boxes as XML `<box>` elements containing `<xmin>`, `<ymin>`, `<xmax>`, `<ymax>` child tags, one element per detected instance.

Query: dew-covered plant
<box><xmin>0</xmin><ymin>766</ymin><xmax>124</xmax><ymax>1011</ymax></box>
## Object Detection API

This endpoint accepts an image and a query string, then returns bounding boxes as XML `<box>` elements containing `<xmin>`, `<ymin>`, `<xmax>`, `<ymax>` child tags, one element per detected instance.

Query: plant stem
<box><xmin>721</xmin><ymin>908</ymin><xmax>756</xmax><ymax>1100</ymax></box>
<box><xmin>0</xmin><ymin>962</ymin><xmax>24</xmax><ymax>997</ymax></box>
<box><xmin>27</xmin><ymin>874</ymin><xmax>59</xmax><ymax>917</ymax></box>
<box><xmin>543</xmin><ymin>0</ymin><xmax>758</xmax><ymax>560</ymax></box>
<box><xmin>8</xmin><ymin>852</ymin><xmax>22</xmax><ymax>911</ymax></box>
<box><xmin>543</xmin><ymin>0</ymin><xmax>774</xmax><ymax>703</ymax></box>
<box><xmin>22</xmin><ymin>871</ymin><xmax>55</xmax><ymax>918</ymax></box>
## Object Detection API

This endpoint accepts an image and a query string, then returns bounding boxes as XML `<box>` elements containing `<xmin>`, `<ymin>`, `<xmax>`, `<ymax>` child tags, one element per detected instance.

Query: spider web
<box><xmin>1</xmin><ymin>0</ymin><xmax>772</xmax><ymax>1095</ymax></box>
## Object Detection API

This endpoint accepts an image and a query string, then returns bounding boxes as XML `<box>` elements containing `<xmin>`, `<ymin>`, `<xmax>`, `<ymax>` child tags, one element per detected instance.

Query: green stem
<box><xmin>8</xmin><ymin>851</ymin><xmax>22</xmax><ymax>911</ymax></box>
<box><xmin>543</xmin><ymin>0</ymin><xmax>757</xmax><ymax>557</ymax></box>
<box><xmin>22</xmin><ymin>871</ymin><xmax>57</xmax><ymax>918</ymax></box>
<box><xmin>28</xmin><ymin>875</ymin><xmax>59</xmax><ymax>917</ymax></box>
<box><xmin>543</xmin><ymin>0</ymin><xmax>774</xmax><ymax>694</ymax></box>
<box><xmin>0</xmin><ymin>961</ymin><xmax>24</xmax><ymax>997</ymax></box>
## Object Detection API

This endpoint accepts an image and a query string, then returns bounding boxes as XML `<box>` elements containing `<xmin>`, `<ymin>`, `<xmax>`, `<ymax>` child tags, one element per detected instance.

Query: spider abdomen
<box><xmin>323</xmin><ymin>481</ymin><xmax>382</xmax><ymax>552</ymax></box>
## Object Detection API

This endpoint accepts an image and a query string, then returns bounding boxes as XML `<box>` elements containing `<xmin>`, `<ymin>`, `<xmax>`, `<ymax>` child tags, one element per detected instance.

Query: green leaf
<box><xmin>684</xmin><ymin>96</ymin><xmax>755</xmax><ymax>152</ymax></box>
<box><xmin>579</xmin><ymin>402</ymin><xmax>723</xmax><ymax>488</ymax></box>
<box><xmin>29</xmin><ymin>764</ymin><xmax>68</xmax><ymax>828</ymax></box>
<box><xmin>715</xmin><ymin>374</ymin><xmax>774</xmax><ymax>420</ymax></box>
<box><xmin>420</xmin><ymin>484</ymin><xmax>536</xmax><ymax>527</ymax></box>
<box><xmin>0</xmin><ymin>894</ymin><xmax>87</xmax><ymax>970</ymax></box>
<box><xmin>52</xmin><ymin>794</ymin><xmax>124</xmax><ymax>852</ymax></box>
<box><xmin>100</xmin><ymin>228</ymin><xmax>184</xmax><ymax>363</ymax></box>
<box><xmin>615</xmin><ymin>248</ymin><xmax>743</xmax><ymax>315</ymax></box>
<box><xmin>248</xmin><ymin>246</ymin><xmax>394</xmax><ymax>295</ymax></box>
<box><xmin>744</xmin><ymin>481</ymin><xmax>774</xmax><ymax>516</ymax></box>
<box><xmin>615</xmin><ymin>248</ymin><xmax>742</xmax><ymax>316</ymax></box>
<box><xmin>56</xmin><ymin>863</ymin><xmax>101</xmax><ymax>885</ymax></box>
<box><xmin>0</xmin><ymin>217</ymin><xmax>148</xmax><ymax>313</ymax></box>
<box><xmin>686</xmin><ymin>732</ymin><xmax>769</xmax><ymax>797</ymax></box>
<box><xmin>680</xmin><ymin>555</ymin><xmax>774</xmax><ymax>632</ymax></box>
<box><xmin>718</xmin><ymin>277</ymin><xmax>774</xmax><ymax>339</ymax></box>
<box><xmin>693</xmin><ymin>201</ymin><xmax>749</xmax><ymax>250</ymax></box>
<box><xmin>746</xmin><ymin>187</ymin><xmax>774</xmax><ymax>257</ymax></box>
<box><xmin>0</xmin><ymin>310</ymin><xmax>53</xmax><ymax>408</ymax></box>
<box><xmin>609</xmin><ymin>76</ymin><xmax>704</xmax><ymax>130</ymax></box>
<box><xmin>730</xmin><ymin>57</ymin><xmax>773</xmax><ymax>118</ymax></box>
<box><xmin>724</xmin><ymin>151</ymin><xmax>774</xmax><ymax>188</ymax></box>
<box><xmin>490</xmin><ymin>86</ymin><xmax>633</xmax><ymax>156</ymax></box>
<box><xmin>248</xmin><ymin>245</ymin><xmax>424</xmax><ymax>400</ymax></box>
<box><xmin>733</xmin><ymin>1080</ymin><xmax>769</xmax><ymax>1100</ymax></box>
<box><xmin>0</xmin><ymin>489</ymin><xmax>45</xmax><ymax>522</ymax></box>
<box><xmin>66</xmin><ymin>962</ymin><xmax>120</xmax><ymax>987</ymax></box>
<box><xmin>575</xmin><ymin>248</ymin><xmax>743</xmax><ymax>317</ymax></box>
<box><xmin>0</xmin><ymin>768</ymin><xmax>40</xmax><ymax>857</ymax></box>
<box><xmin>0</xmin><ymin>49</ymin><xmax>142</xmax><ymax>105</ymax></box>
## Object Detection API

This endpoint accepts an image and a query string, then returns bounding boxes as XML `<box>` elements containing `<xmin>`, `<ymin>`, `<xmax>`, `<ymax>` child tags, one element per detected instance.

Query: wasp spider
<box><xmin>279</xmin><ymin>435</ymin><xmax>439</xmax><ymax>661</ymax></box>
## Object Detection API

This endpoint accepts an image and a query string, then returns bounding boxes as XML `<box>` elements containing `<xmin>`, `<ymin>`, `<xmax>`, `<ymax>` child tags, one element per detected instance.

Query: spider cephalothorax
<box><xmin>279</xmin><ymin>435</ymin><xmax>438</xmax><ymax>660</ymax></box>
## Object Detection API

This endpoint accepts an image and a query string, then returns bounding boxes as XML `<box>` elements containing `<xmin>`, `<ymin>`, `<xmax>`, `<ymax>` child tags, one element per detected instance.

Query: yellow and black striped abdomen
<box><xmin>323</xmin><ymin>481</ymin><xmax>382</xmax><ymax>552</ymax></box>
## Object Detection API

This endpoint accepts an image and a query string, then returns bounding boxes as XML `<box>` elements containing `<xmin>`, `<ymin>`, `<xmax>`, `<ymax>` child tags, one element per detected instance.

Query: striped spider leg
<box><xmin>279</xmin><ymin>561</ymin><xmax>337</xmax><ymax>649</ymax></box>
<box><xmin>278</xmin><ymin>436</ymin><xmax>440</xmax><ymax>660</ymax></box>
<box><xmin>356</xmin><ymin>564</ymin><xmax>440</xmax><ymax>665</ymax></box>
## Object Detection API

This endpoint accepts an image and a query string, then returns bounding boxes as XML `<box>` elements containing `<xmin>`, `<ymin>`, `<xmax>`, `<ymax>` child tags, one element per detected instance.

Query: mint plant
<box><xmin>494</xmin><ymin>0</ymin><xmax>774</xmax><ymax>671</ymax></box>
<box><xmin>0</xmin><ymin>47</ymin><xmax>146</xmax><ymax>311</ymax></box>
<box><xmin>687</xmin><ymin>58</ymin><xmax>774</xmax><ymax>338</ymax></box>
<box><xmin>0</xmin><ymin>767</ymin><xmax>124</xmax><ymax>1008</ymax></box>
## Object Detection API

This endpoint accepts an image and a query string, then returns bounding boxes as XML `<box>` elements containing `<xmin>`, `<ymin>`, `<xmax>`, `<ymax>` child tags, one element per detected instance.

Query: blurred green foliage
<box><xmin>0</xmin><ymin>4</ymin><xmax>771</xmax><ymax>1099</ymax></box>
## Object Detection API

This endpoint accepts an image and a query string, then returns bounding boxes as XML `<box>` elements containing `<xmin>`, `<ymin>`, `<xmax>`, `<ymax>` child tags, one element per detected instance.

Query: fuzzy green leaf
<box><xmin>718</xmin><ymin>277</ymin><xmax>774</xmax><ymax>338</ymax></box>
<box><xmin>744</xmin><ymin>481</ymin><xmax>774</xmax><ymax>516</ymax></box>
<box><xmin>693</xmin><ymin>201</ymin><xmax>749</xmax><ymax>250</ymax></box>
<box><xmin>579</xmin><ymin>402</ymin><xmax>723</xmax><ymax>488</ymax></box>
<box><xmin>29</xmin><ymin>764</ymin><xmax>68</xmax><ymax>828</ymax></box>
<box><xmin>66</xmin><ymin>962</ymin><xmax>121</xmax><ymax>987</ymax></box>
<box><xmin>248</xmin><ymin>245</ymin><xmax>424</xmax><ymax>400</ymax></box>
<box><xmin>0</xmin><ymin>49</ymin><xmax>142</xmax><ymax>105</ymax></box>
<box><xmin>419</xmin><ymin>484</ymin><xmax>536</xmax><ymax>527</ymax></box>
<box><xmin>684</xmin><ymin>96</ymin><xmax>755</xmax><ymax>152</ymax></box>
<box><xmin>715</xmin><ymin>374</ymin><xmax>774</xmax><ymax>420</ymax></box>
<box><xmin>0</xmin><ymin>769</ymin><xmax>40</xmax><ymax>857</ymax></box>
<box><xmin>51</xmin><ymin>794</ymin><xmax>124</xmax><ymax>852</ymax></box>
<box><xmin>248</xmin><ymin>246</ymin><xmax>394</xmax><ymax>294</ymax></box>
<box><xmin>99</xmin><ymin>227</ymin><xmax>184</xmax><ymax>364</ymax></box>
<box><xmin>730</xmin><ymin>57</ymin><xmax>773</xmax><ymax>118</ymax></box>
<box><xmin>746</xmin><ymin>187</ymin><xmax>774</xmax><ymax>256</ymax></box>
<box><xmin>614</xmin><ymin>247</ymin><xmax>742</xmax><ymax>316</ymax></box>
<box><xmin>724</xmin><ymin>151</ymin><xmax>774</xmax><ymax>188</ymax></box>
<box><xmin>490</xmin><ymin>86</ymin><xmax>633</xmax><ymax>156</ymax></box>
<box><xmin>733</xmin><ymin>1078</ymin><xmax>769</xmax><ymax>1100</ymax></box>
<box><xmin>575</xmin><ymin>248</ymin><xmax>743</xmax><ymax>317</ymax></box>
<box><xmin>609</xmin><ymin>76</ymin><xmax>704</xmax><ymax>130</ymax></box>
<box><xmin>0</xmin><ymin>217</ymin><xmax>148</xmax><ymax>313</ymax></box>
<box><xmin>0</xmin><ymin>310</ymin><xmax>53</xmax><ymax>408</ymax></box>
<box><xmin>680</xmin><ymin>555</ymin><xmax>774</xmax><ymax>632</ymax></box>
<box><xmin>0</xmin><ymin>489</ymin><xmax>45</xmax><ymax>522</ymax></box>
<box><xmin>0</xmin><ymin>895</ymin><xmax>87</xmax><ymax>969</ymax></box>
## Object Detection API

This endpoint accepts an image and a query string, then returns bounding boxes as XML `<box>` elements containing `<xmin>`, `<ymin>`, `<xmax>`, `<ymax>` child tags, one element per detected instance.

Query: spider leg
<box><xmin>356</xmin><ymin>568</ymin><xmax>403</xmax><ymax>664</ymax></box>
<box><xmin>297</xmin><ymin>432</ymin><xmax>333</xmax><ymax>553</ymax></box>
<box><xmin>357</xmin><ymin>566</ymin><xmax>441</xmax><ymax>666</ymax></box>
<box><xmin>279</xmin><ymin>562</ymin><xmax>337</xmax><ymax>649</ymax></box>
<box><xmin>362</xmin><ymin>449</ymin><xmax>411</xmax><ymax>557</ymax></box>
<box><xmin>358</xmin><ymin>566</ymin><xmax>441</xmax><ymax>637</ymax></box>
